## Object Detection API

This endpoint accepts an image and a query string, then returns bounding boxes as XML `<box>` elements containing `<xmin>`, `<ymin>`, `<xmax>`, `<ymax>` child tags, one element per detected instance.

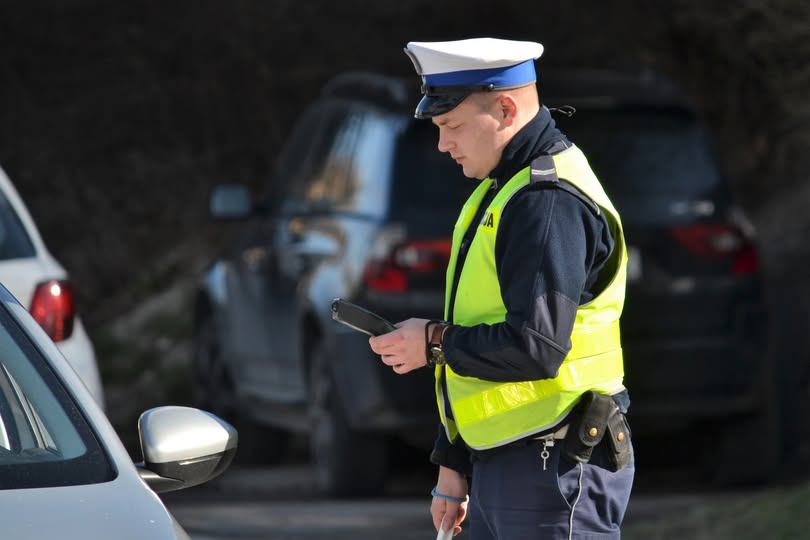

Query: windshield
<box><xmin>0</xmin><ymin>190</ymin><xmax>36</xmax><ymax>261</ymax></box>
<box><xmin>0</xmin><ymin>304</ymin><xmax>114</xmax><ymax>489</ymax></box>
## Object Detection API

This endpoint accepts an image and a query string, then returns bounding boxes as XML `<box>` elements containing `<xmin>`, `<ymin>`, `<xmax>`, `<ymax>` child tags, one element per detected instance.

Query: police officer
<box><xmin>369</xmin><ymin>37</ymin><xmax>634</xmax><ymax>539</ymax></box>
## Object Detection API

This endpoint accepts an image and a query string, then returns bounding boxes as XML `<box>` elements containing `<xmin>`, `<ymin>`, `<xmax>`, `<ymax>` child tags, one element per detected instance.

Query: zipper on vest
<box><xmin>448</xmin><ymin>186</ymin><xmax>499</xmax><ymax>322</ymax></box>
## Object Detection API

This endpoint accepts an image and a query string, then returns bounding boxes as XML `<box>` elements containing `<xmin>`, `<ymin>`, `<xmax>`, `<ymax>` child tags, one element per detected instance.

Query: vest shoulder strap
<box><xmin>529</xmin><ymin>156</ymin><xmax>600</xmax><ymax>216</ymax></box>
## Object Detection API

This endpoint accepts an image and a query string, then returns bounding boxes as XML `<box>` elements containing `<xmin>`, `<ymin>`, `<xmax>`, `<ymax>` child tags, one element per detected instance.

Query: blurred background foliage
<box><xmin>1</xmin><ymin>0</ymin><xmax>806</xmax><ymax>320</ymax></box>
<box><xmin>0</xmin><ymin>0</ymin><xmax>809</xmax><ymax>452</ymax></box>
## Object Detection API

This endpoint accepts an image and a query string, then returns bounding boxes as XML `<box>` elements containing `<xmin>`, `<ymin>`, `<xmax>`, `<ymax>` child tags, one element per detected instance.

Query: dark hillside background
<box><xmin>1</xmin><ymin>0</ymin><xmax>809</xmax><ymax>458</ymax></box>
<box><xmin>0</xmin><ymin>0</ymin><xmax>672</xmax><ymax>327</ymax></box>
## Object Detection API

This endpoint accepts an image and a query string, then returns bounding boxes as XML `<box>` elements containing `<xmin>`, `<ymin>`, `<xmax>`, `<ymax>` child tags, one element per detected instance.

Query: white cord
<box><xmin>568</xmin><ymin>463</ymin><xmax>584</xmax><ymax>540</ymax></box>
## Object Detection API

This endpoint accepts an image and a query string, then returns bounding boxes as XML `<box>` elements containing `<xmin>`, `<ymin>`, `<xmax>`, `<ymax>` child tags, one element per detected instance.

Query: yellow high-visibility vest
<box><xmin>437</xmin><ymin>146</ymin><xmax>628</xmax><ymax>450</ymax></box>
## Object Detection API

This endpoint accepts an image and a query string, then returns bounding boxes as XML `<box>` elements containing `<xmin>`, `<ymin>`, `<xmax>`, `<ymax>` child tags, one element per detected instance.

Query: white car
<box><xmin>0</xmin><ymin>282</ymin><xmax>238</xmax><ymax>538</ymax></box>
<box><xmin>0</xmin><ymin>165</ymin><xmax>103</xmax><ymax>406</ymax></box>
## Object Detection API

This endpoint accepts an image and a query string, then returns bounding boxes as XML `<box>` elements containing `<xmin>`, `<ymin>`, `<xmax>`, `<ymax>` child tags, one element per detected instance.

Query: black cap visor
<box><xmin>413</xmin><ymin>83</ymin><xmax>496</xmax><ymax>120</ymax></box>
<box><xmin>414</xmin><ymin>93</ymin><xmax>469</xmax><ymax>119</ymax></box>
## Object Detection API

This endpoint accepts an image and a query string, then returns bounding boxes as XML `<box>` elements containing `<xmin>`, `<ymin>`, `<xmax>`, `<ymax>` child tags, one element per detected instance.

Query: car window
<box><xmin>275</xmin><ymin>101</ymin><xmax>352</xmax><ymax>215</ymax></box>
<box><xmin>333</xmin><ymin>110</ymin><xmax>402</xmax><ymax>216</ymax></box>
<box><xmin>269</xmin><ymin>105</ymin><xmax>325</xmax><ymax>207</ymax></box>
<box><xmin>390</xmin><ymin>120</ymin><xmax>474</xmax><ymax>235</ymax></box>
<box><xmin>0</xmin><ymin>306</ymin><xmax>114</xmax><ymax>489</ymax></box>
<box><xmin>299</xmin><ymin>109</ymin><xmax>364</xmax><ymax>211</ymax></box>
<box><xmin>0</xmin><ymin>190</ymin><xmax>36</xmax><ymax>260</ymax></box>
<box><xmin>557</xmin><ymin>108</ymin><xmax>728</xmax><ymax>225</ymax></box>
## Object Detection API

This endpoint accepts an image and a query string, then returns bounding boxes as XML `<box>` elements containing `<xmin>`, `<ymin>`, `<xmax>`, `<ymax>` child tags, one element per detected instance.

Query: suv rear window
<box><xmin>558</xmin><ymin>108</ymin><xmax>728</xmax><ymax>225</ymax></box>
<box><xmin>0</xmin><ymin>191</ymin><xmax>36</xmax><ymax>260</ymax></box>
<box><xmin>390</xmin><ymin>108</ymin><xmax>725</xmax><ymax>231</ymax></box>
<box><xmin>390</xmin><ymin>121</ymin><xmax>473</xmax><ymax>233</ymax></box>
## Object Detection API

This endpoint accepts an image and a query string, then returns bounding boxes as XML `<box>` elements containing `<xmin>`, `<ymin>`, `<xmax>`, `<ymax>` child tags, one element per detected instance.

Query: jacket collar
<box><xmin>489</xmin><ymin>106</ymin><xmax>569</xmax><ymax>188</ymax></box>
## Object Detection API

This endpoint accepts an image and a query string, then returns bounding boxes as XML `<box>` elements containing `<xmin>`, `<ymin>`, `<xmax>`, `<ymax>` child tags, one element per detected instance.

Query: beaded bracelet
<box><xmin>431</xmin><ymin>486</ymin><xmax>466</xmax><ymax>503</ymax></box>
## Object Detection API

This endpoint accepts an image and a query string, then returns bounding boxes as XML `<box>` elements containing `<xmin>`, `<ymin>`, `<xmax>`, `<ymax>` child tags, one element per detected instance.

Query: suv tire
<box><xmin>308</xmin><ymin>340</ymin><xmax>388</xmax><ymax>497</ymax></box>
<box><xmin>193</xmin><ymin>313</ymin><xmax>289</xmax><ymax>464</ymax></box>
<box><xmin>702</xmin><ymin>350</ymin><xmax>781</xmax><ymax>486</ymax></box>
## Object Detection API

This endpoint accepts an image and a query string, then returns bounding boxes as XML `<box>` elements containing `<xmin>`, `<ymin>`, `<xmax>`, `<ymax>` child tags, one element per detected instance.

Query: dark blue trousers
<box><xmin>468</xmin><ymin>437</ymin><xmax>634</xmax><ymax>539</ymax></box>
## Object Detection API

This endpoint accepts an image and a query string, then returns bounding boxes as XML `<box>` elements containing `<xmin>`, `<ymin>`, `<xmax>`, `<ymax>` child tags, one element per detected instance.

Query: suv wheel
<box><xmin>308</xmin><ymin>340</ymin><xmax>388</xmax><ymax>497</ymax></box>
<box><xmin>193</xmin><ymin>313</ymin><xmax>289</xmax><ymax>464</ymax></box>
<box><xmin>705</xmin><ymin>405</ymin><xmax>780</xmax><ymax>487</ymax></box>
<box><xmin>702</xmin><ymin>353</ymin><xmax>781</xmax><ymax>486</ymax></box>
<box><xmin>192</xmin><ymin>315</ymin><xmax>234</xmax><ymax>416</ymax></box>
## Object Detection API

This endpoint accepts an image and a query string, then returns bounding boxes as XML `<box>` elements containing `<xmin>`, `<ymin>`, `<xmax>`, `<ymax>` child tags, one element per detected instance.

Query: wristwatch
<box><xmin>428</xmin><ymin>323</ymin><xmax>448</xmax><ymax>367</ymax></box>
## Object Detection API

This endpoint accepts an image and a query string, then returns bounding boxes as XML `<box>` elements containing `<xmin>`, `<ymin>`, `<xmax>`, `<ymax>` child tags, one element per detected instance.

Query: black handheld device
<box><xmin>331</xmin><ymin>298</ymin><xmax>396</xmax><ymax>336</ymax></box>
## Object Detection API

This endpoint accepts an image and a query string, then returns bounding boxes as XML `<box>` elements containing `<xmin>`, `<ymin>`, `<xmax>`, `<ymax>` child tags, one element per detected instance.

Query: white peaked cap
<box><xmin>403</xmin><ymin>38</ymin><xmax>544</xmax><ymax>119</ymax></box>
<box><xmin>405</xmin><ymin>38</ymin><xmax>544</xmax><ymax>76</ymax></box>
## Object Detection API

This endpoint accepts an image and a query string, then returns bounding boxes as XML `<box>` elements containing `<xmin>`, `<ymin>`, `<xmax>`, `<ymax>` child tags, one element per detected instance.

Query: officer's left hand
<box><xmin>369</xmin><ymin>318</ymin><xmax>431</xmax><ymax>374</ymax></box>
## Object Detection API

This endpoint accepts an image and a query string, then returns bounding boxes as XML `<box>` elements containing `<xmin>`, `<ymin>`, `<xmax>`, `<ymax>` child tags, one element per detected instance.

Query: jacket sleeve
<box><xmin>442</xmin><ymin>185</ymin><xmax>614</xmax><ymax>382</ymax></box>
<box><xmin>429</xmin><ymin>423</ymin><xmax>473</xmax><ymax>476</ymax></box>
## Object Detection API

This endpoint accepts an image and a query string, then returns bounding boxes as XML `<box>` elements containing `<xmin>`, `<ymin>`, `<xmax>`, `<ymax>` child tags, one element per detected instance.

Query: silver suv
<box><xmin>195</xmin><ymin>69</ymin><xmax>771</xmax><ymax>494</ymax></box>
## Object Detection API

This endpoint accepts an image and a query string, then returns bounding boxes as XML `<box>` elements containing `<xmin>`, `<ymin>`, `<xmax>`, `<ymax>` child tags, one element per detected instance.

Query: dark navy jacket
<box><xmin>431</xmin><ymin>107</ymin><xmax>629</xmax><ymax>474</ymax></box>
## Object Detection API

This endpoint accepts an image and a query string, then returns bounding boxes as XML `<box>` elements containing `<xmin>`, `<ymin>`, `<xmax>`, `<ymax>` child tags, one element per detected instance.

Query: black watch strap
<box><xmin>430</xmin><ymin>322</ymin><xmax>446</xmax><ymax>346</ymax></box>
<box><xmin>424</xmin><ymin>320</ymin><xmax>447</xmax><ymax>367</ymax></box>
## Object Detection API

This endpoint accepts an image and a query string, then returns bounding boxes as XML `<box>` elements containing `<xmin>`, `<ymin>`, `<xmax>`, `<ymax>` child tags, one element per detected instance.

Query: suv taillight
<box><xmin>30</xmin><ymin>280</ymin><xmax>75</xmax><ymax>342</ymax></box>
<box><xmin>670</xmin><ymin>224</ymin><xmax>759</xmax><ymax>275</ymax></box>
<box><xmin>363</xmin><ymin>238</ymin><xmax>452</xmax><ymax>292</ymax></box>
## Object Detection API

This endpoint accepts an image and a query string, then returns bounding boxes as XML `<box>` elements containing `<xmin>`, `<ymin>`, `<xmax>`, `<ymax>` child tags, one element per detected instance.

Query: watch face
<box><xmin>430</xmin><ymin>345</ymin><xmax>446</xmax><ymax>366</ymax></box>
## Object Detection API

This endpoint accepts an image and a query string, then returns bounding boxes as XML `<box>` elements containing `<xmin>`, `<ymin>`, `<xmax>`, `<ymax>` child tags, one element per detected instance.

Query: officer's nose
<box><xmin>437</xmin><ymin>131</ymin><xmax>454</xmax><ymax>153</ymax></box>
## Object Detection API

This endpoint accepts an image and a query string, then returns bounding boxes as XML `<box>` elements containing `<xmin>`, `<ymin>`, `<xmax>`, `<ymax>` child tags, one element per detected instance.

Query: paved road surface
<box><xmin>164</xmin><ymin>463</ymin><xmax>444</xmax><ymax>539</ymax></box>
<box><xmin>162</xmin><ymin>461</ymin><xmax>737</xmax><ymax>540</ymax></box>
<box><xmin>170</xmin><ymin>498</ymin><xmax>441</xmax><ymax>540</ymax></box>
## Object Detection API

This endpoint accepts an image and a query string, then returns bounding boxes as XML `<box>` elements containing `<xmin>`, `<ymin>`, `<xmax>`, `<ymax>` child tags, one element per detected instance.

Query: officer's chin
<box><xmin>459</xmin><ymin>164</ymin><xmax>484</xmax><ymax>180</ymax></box>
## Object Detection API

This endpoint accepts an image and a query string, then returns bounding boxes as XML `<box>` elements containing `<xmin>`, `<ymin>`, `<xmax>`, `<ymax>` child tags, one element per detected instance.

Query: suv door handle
<box><xmin>241</xmin><ymin>246</ymin><xmax>268</xmax><ymax>271</ymax></box>
<box><xmin>289</xmin><ymin>233</ymin><xmax>340</xmax><ymax>258</ymax></box>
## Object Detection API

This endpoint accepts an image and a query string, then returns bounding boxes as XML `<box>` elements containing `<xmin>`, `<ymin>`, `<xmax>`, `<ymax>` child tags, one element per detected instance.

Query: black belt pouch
<box><xmin>563</xmin><ymin>390</ymin><xmax>633</xmax><ymax>471</ymax></box>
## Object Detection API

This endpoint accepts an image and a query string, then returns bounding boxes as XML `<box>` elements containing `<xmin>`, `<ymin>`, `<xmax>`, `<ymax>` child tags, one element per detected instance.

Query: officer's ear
<box><xmin>495</xmin><ymin>94</ymin><xmax>519</xmax><ymax>126</ymax></box>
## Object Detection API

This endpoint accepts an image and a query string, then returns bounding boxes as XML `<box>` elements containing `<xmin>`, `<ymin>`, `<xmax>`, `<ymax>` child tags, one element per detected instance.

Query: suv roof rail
<box><xmin>539</xmin><ymin>67</ymin><xmax>687</xmax><ymax>109</ymax></box>
<box><xmin>321</xmin><ymin>71</ymin><xmax>412</xmax><ymax>110</ymax></box>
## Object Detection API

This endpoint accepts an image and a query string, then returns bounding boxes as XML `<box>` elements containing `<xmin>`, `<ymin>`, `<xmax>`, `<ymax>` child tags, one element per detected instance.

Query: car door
<box><xmin>234</xmin><ymin>101</ymin><xmax>354</xmax><ymax>403</ymax></box>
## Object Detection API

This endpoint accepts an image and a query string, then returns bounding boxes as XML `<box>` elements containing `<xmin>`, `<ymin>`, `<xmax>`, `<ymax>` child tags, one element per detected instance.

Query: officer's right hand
<box><xmin>369</xmin><ymin>318</ymin><xmax>430</xmax><ymax>374</ymax></box>
<box><xmin>431</xmin><ymin>466</ymin><xmax>469</xmax><ymax>537</ymax></box>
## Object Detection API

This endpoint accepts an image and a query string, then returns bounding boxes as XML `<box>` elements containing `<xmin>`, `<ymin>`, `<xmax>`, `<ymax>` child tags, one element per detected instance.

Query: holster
<box><xmin>563</xmin><ymin>390</ymin><xmax>633</xmax><ymax>472</ymax></box>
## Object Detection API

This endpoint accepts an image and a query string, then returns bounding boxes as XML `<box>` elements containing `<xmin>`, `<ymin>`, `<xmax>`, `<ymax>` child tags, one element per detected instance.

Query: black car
<box><xmin>193</xmin><ymin>69</ymin><xmax>769</xmax><ymax>494</ymax></box>
<box><xmin>541</xmin><ymin>70</ymin><xmax>769</xmax><ymax>484</ymax></box>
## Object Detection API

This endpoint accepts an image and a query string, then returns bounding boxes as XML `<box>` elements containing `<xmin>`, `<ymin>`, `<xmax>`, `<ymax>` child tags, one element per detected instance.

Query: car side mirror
<box><xmin>209</xmin><ymin>184</ymin><xmax>253</xmax><ymax>220</ymax></box>
<box><xmin>135</xmin><ymin>406</ymin><xmax>238</xmax><ymax>494</ymax></box>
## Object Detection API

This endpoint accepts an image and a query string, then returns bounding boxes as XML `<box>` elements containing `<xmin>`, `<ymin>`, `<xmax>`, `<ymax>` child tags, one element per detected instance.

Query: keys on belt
<box><xmin>534</xmin><ymin>424</ymin><xmax>568</xmax><ymax>471</ymax></box>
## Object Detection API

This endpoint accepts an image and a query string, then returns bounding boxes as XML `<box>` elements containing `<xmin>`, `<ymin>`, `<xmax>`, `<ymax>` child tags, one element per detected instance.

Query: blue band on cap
<box><xmin>423</xmin><ymin>59</ymin><xmax>536</xmax><ymax>89</ymax></box>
